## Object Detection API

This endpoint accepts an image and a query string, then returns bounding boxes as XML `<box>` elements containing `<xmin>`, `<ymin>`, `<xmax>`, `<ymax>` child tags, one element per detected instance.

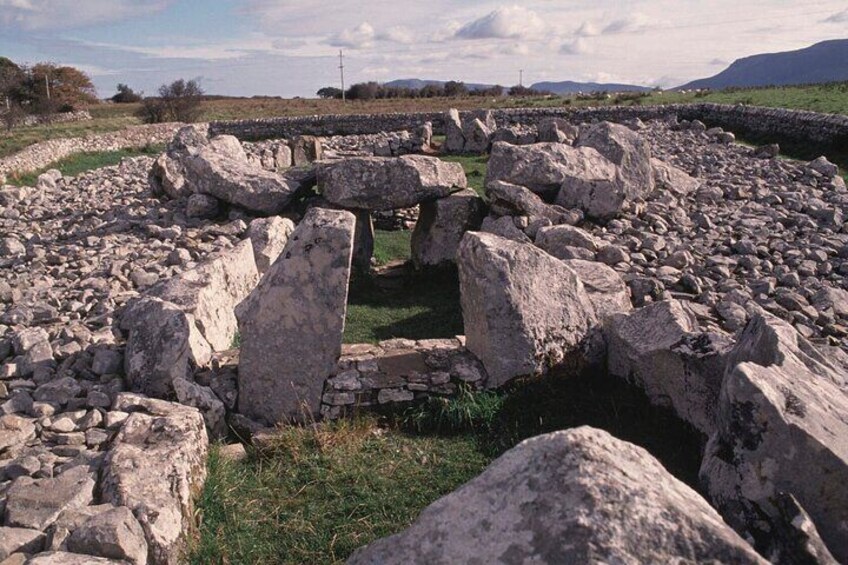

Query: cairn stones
<box><xmin>236</xmin><ymin>208</ymin><xmax>356</xmax><ymax>424</ymax></box>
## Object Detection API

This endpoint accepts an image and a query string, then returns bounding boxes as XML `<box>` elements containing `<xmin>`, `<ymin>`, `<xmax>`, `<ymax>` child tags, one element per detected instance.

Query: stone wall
<box><xmin>210</xmin><ymin>103</ymin><xmax>848</xmax><ymax>154</ymax></box>
<box><xmin>0</xmin><ymin>123</ymin><xmax>181</xmax><ymax>177</ymax></box>
<box><xmin>17</xmin><ymin>110</ymin><xmax>93</xmax><ymax>127</ymax></box>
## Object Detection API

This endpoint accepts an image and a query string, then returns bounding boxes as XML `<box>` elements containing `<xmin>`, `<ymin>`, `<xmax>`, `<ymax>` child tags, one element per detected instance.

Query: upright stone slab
<box><xmin>246</xmin><ymin>216</ymin><xmax>295</xmax><ymax>274</ymax></box>
<box><xmin>700</xmin><ymin>314</ymin><xmax>848</xmax><ymax>562</ymax></box>
<box><xmin>351</xmin><ymin>210</ymin><xmax>375</xmax><ymax>272</ymax></box>
<box><xmin>411</xmin><ymin>189</ymin><xmax>485</xmax><ymax>269</ymax></box>
<box><xmin>291</xmin><ymin>135</ymin><xmax>323</xmax><ymax>166</ymax></box>
<box><xmin>348</xmin><ymin>427</ymin><xmax>766</xmax><ymax>565</ymax></box>
<box><xmin>236</xmin><ymin>208</ymin><xmax>355</xmax><ymax>424</ymax></box>
<box><xmin>457</xmin><ymin>232</ymin><xmax>597</xmax><ymax>387</ymax></box>
<box><xmin>443</xmin><ymin>108</ymin><xmax>465</xmax><ymax>154</ymax></box>
<box><xmin>576</xmin><ymin>121</ymin><xmax>655</xmax><ymax>198</ymax></box>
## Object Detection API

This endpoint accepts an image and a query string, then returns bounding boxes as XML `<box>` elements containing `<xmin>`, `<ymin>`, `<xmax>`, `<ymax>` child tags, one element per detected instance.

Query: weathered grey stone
<box><xmin>144</xmin><ymin>239</ymin><xmax>259</xmax><ymax>351</ymax></box>
<box><xmin>25</xmin><ymin>551</ymin><xmax>126</xmax><ymax>564</ymax></box>
<box><xmin>0</xmin><ymin>527</ymin><xmax>44</xmax><ymax>560</ymax></box>
<box><xmin>479</xmin><ymin>215</ymin><xmax>531</xmax><ymax>243</ymax></box>
<box><xmin>185</xmin><ymin>193</ymin><xmax>220</xmax><ymax>219</ymax></box>
<box><xmin>562</xmin><ymin>259</ymin><xmax>631</xmax><ymax>320</ymax></box>
<box><xmin>0</xmin><ymin>415</ymin><xmax>36</xmax><ymax>453</ymax></box>
<box><xmin>537</xmin><ymin>117</ymin><xmax>578</xmax><ymax>144</ymax></box>
<box><xmin>651</xmin><ymin>157</ymin><xmax>700</xmax><ymax>195</ymax></box>
<box><xmin>101</xmin><ymin>393</ymin><xmax>208</xmax><ymax>565</ymax></box>
<box><xmin>457</xmin><ymin>232</ymin><xmax>597</xmax><ymax>388</ymax></box>
<box><xmin>487</xmin><ymin>141</ymin><xmax>616</xmax><ymax>202</ymax></box>
<box><xmin>607</xmin><ymin>300</ymin><xmax>732</xmax><ymax>434</ymax></box>
<box><xmin>67</xmin><ymin>506</ymin><xmax>148</xmax><ymax>565</ymax></box>
<box><xmin>486</xmin><ymin>180</ymin><xmax>573</xmax><ymax>225</ymax></box>
<box><xmin>318</xmin><ymin>155</ymin><xmax>467</xmax><ymax>210</ymax></box>
<box><xmin>535</xmin><ymin>224</ymin><xmax>603</xmax><ymax>258</ymax></box>
<box><xmin>172</xmin><ymin>377</ymin><xmax>226</xmax><ymax>439</ymax></box>
<box><xmin>4</xmin><ymin>466</ymin><xmax>96</xmax><ymax>530</ymax></box>
<box><xmin>461</xmin><ymin>118</ymin><xmax>491</xmax><ymax>154</ymax></box>
<box><xmin>351</xmin><ymin>210</ymin><xmax>374</xmax><ymax>272</ymax></box>
<box><xmin>700</xmin><ymin>314</ymin><xmax>848</xmax><ymax>562</ymax></box>
<box><xmin>443</xmin><ymin>108</ymin><xmax>465</xmax><ymax>154</ymax></box>
<box><xmin>291</xmin><ymin>135</ymin><xmax>322</xmax><ymax>166</ymax></box>
<box><xmin>577</xmin><ymin>121</ymin><xmax>654</xmax><ymax>199</ymax></box>
<box><xmin>411</xmin><ymin>189</ymin><xmax>485</xmax><ymax>269</ymax></box>
<box><xmin>122</xmin><ymin>297</ymin><xmax>212</xmax><ymax>398</ymax></box>
<box><xmin>246</xmin><ymin>216</ymin><xmax>295</xmax><ymax>274</ymax></box>
<box><xmin>348</xmin><ymin>427</ymin><xmax>765</xmax><ymax>565</ymax></box>
<box><xmin>236</xmin><ymin>208</ymin><xmax>355</xmax><ymax>424</ymax></box>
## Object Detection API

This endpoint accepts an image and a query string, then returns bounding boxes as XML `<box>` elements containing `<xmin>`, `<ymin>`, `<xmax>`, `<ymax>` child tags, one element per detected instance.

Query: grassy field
<box><xmin>190</xmin><ymin>368</ymin><xmax>704</xmax><ymax>564</ymax></box>
<box><xmin>4</xmin><ymin>82</ymin><xmax>847</xmax><ymax>159</ymax></box>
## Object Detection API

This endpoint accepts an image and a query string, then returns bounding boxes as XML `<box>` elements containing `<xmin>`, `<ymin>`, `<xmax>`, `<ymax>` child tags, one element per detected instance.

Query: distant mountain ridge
<box><xmin>679</xmin><ymin>39</ymin><xmax>848</xmax><ymax>90</ymax></box>
<box><xmin>383</xmin><ymin>78</ymin><xmax>650</xmax><ymax>94</ymax></box>
<box><xmin>530</xmin><ymin>81</ymin><xmax>651</xmax><ymax>95</ymax></box>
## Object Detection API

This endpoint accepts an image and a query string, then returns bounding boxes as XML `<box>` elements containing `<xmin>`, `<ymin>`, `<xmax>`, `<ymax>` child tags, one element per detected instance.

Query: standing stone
<box><xmin>348</xmin><ymin>427</ymin><xmax>766</xmax><ymax>565</ymax></box>
<box><xmin>246</xmin><ymin>216</ymin><xmax>296</xmax><ymax>274</ymax></box>
<box><xmin>291</xmin><ymin>135</ymin><xmax>323</xmax><ymax>166</ymax></box>
<box><xmin>318</xmin><ymin>155</ymin><xmax>467</xmax><ymax>210</ymax></box>
<box><xmin>411</xmin><ymin>189</ymin><xmax>485</xmax><ymax>269</ymax></box>
<box><xmin>443</xmin><ymin>108</ymin><xmax>465</xmax><ymax>154</ymax></box>
<box><xmin>700</xmin><ymin>314</ymin><xmax>848</xmax><ymax>562</ymax></box>
<box><xmin>101</xmin><ymin>394</ymin><xmax>208</xmax><ymax>565</ymax></box>
<box><xmin>236</xmin><ymin>208</ymin><xmax>355</xmax><ymax>424</ymax></box>
<box><xmin>461</xmin><ymin>118</ymin><xmax>492</xmax><ymax>154</ymax></box>
<box><xmin>606</xmin><ymin>300</ymin><xmax>732</xmax><ymax>435</ymax></box>
<box><xmin>352</xmin><ymin>210</ymin><xmax>375</xmax><ymax>272</ymax></box>
<box><xmin>457</xmin><ymin>232</ymin><xmax>597</xmax><ymax>387</ymax></box>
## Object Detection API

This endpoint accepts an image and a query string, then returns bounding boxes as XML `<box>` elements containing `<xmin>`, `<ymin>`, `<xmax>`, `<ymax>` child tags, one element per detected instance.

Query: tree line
<box><xmin>317</xmin><ymin>81</ymin><xmax>550</xmax><ymax>100</ymax></box>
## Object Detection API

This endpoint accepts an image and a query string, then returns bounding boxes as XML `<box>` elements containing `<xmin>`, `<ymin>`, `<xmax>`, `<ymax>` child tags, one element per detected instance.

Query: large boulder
<box><xmin>122</xmin><ymin>297</ymin><xmax>212</xmax><ymax>398</ymax></box>
<box><xmin>411</xmin><ymin>188</ymin><xmax>485</xmax><ymax>269</ymax></box>
<box><xmin>144</xmin><ymin>239</ymin><xmax>259</xmax><ymax>351</ymax></box>
<box><xmin>537</xmin><ymin>117</ymin><xmax>578</xmax><ymax>144</ymax></box>
<box><xmin>651</xmin><ymin>157</ymin><xmax>700</xmax><ymax>196</ymax></box>
<box><xmin>185</xmin><ymin>141</ymin><xmax>308</xmax><ymax>215</ymax></box>
<box><xmin>101</xmin><ymin>394</ymin><xmax>208</xmax><ymax>565</ymax></box>
<box><xmin>318</xmin><ymin>155</ymin><xmax>467</xmax><ymax>210</ymax></box>
<box><xmin>66</xmin><ymin>506</ymin><xmax>148</xmax><ymax>565</ymax></box>
<box><xmin>236</xmin><ymin>208</ymin><xmax>355</xmax><ymax>424</ymax></box>
<box><xmin>461</xmin><ymin>118</ymin><xmax>492</xmax><ymax>154</ymax></box>
<box><xmin>443</xmin><ymin>108</ymin><xmax>465</xmax><ymax>154</ymax></box>
<box><xmin>534</xmin><ymin>224</ymin><xmax>603</xmax><ymax>259</ymax></box>
<box><xmin>348</xmin><ymin>427</ymin><xmax>765</xmax><ymax>565</ymax></box>
<box><xmin>576</xmin><ymin>121</ymin><xmax>655</xmax><ymax>198</ymax></box>
<box><xmin>149</xmin><ymin>125</ymin><xmax>210</xmax><ymax>199</ymax></box>
<box><xmin>457</xmin><ymin>232</ymin><xmax>597</xmax><ymax>388</ymax></box>
<box><xmin>700</xmin><ymin>314</ymin><xmax>848</xmax><ymax>562</ymax></box>
<box><xmin>486</xmin><ymin>180</ymin><xmax>574</xmax><ymax>225</ymax></box>
<box><xmin>606</xmin><ymin>300</ymin><xmax>732</xmax><ymax>435</ymax></box>
<box><xmin>486</xmin><ymin>141</ymin><xmax>616</xmax><ymax>200</ymax></box>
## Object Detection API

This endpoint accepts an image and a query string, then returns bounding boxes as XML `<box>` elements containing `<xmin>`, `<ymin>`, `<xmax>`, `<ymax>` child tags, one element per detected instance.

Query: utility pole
<box><xmin>519</xmin><ymin>69</ymin><xmax>524</xmax><ymax>87</ymax></box>
<box><xmin>45</xmin><ymin>72</ymin><xmax>50</xmax><ymax>100</ymax></box>
<box><xmin>339</xmin><ymin>50</ymin><xmax>346</xmax><ymax>103</ymax></box>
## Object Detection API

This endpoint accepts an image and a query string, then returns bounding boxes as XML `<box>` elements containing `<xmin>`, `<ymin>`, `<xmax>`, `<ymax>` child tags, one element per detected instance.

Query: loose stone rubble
<box><xmin>2</xmin><ymin>104</ymin><xmax>848</xmax><ymax>563</ymax></box>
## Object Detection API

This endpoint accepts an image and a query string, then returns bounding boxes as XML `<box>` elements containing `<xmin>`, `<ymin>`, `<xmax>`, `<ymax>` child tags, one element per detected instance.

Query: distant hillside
<box><xmin>383</xmin><ymin>79</ymin><xmax>496</xmax><ymax>91</ymax></box>
<box><xmin>680</xmin><ymin>39</ymin><xmax>848</xmax><ymax>90</ymax></box>
<box><xmin>530</xmin><ymin>81</ymin><xmax>651</xmax><ymax>95</ymax></box>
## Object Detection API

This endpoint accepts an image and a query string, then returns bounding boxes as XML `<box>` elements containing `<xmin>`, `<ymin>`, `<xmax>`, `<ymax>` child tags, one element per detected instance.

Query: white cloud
<box><xmin>455</xmin><ymin>5</ymin><xmax>547</xmax><ymax>40</ymax></box>
<box><xmin>329</xmin><ymin>22</ymin><xmax>375</xmax><ymax>48</ymax></box>
<box><xmin>823</xmin><ymin>9</ymin><xmax>848</xmax><ymax>23</ymax></box>
<box><xmin>0</xmin><ymin>0</ymin><xmax>170</xmax><ymax>30</ymax></box>
<box><xmin>560</xmin><ymin>38</ymin><xmax>590</xmax><ymax>55</ymax></box>
<box><xmin>377</xmin><ymin>25</ymin><xmax>414</xmax><ymax>44</ymax></box>
<box><xmin>574</xmin><ymin>21</ymin><xmax>600</xmax><ymax>37</ymax></box>
<box><xmin>601</xmin><ymin>14</ymin><xmax>651</xmax><ymax>35</ymax></box>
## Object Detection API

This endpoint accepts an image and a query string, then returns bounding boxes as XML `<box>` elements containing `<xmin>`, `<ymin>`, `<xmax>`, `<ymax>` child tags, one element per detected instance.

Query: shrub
<box><xmin>137</xmin><ymin>79</ymin><xmax>204</xmax><ymax>123</ymax></box>
<box><xmin>112</xmin><ymin>83</ymin><xmax>142</xmax><ymax>103</ymax></box>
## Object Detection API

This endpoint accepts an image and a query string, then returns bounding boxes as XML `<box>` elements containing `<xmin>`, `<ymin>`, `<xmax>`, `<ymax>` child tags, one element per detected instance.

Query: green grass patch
<box><xmin>441</xmin><ymin>154</ymin><xmax>488</xmax><ymax>197</ymax></box>
<box><xmin>372</xmin><ymin>230</ymin><xmax>411</xmax><ymax>266</ymax></box>
<box><xmin>190</xmin><ymin>418</ymin><xmax>489</xmax><ymax>565</ymax></box>
<box><xmin>7</xmin><ymin>146</ymin><xmax>164</xmax><ymax>186</ymax></box>
<box><xmin>344</xmin><ymin>268</ymin><xmax>463</xmax><ymax>344</ymax></box>
<box><xmin>0</xmin><ymin>115</ymin><xmax>141</xmax><ymax>158</ymax></box>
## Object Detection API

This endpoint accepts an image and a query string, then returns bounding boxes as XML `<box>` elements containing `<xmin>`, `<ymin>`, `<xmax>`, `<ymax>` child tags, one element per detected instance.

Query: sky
<box><xmin>1</xmin><ymin>0</ymin><xmax>846</xmax><ymax>98</ymax></box>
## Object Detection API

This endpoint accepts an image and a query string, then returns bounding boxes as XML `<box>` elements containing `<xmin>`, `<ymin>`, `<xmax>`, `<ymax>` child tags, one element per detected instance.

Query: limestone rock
<box><xmin>144</xmin><ymin>239</ymin><xmax>259</xmax><ymax>351</ymax></box>
<box><xmin>479</xmin><ymin>215</ymin><xmax>531</xmax><ymax>244</ymax></box>
<box><xmin>4</xmin><ymin>466</ymin><xmax>96</xmax><ymax>530</ymax></box>
<box><xmin>443</xmin><ymin>108</ymin><xmax>465</xmax><ymax>154</ymax></box>
<box><xmin>122</xmin><ymin>297</ymin><xmax>212</xmax><ymax>398</ymax></box>
<box><xmin>486</xmin><ymin>180</ymin><xmax>574</xmax><ymax>225</ymax></box>
<box><xmin>0</xmin><ymin>415</ymin><xmax>36</xmax><ymax>453</ymax></box>
<box><xmin>700</xmin><ymin>314</ymin><xmax>848</xmax><ymax>562</ymax></box>
<box><xmin>318</xmin><ymin>155</ymin><xmax>467</xmax><ymax>210</ymax></box>
<box><xmin>25</xmin><ymin>551</ymin><xmax>127</xmax><ymax>564</ymax></box>
<box><xmin>236</xmin><ymin>208</ymin><xmax>355</xmax><ymax>424</ymax></box>
<box><xmin>461</xmin><ymin>118</ymin><xmax>491</xmax><ymax>154</ymax></box>
<box><xmin>0</xmin><ymin>527</ymin><xmax>44</xmax><ymax>560</ymax></box>
<box><xmin>101</xmin><ymin>393</ymin><xmax>208</xmax><ymax>565</ymax></box>
<box><xmin>562</xmin><ymin>259</ymin><xmax>631</xmax><ymax>320</ymax></box>
<box><xmin>246</xmin><ymin>216</ymin><xmax>295</xmax><ymax>274</ymax></box>
<box><xmin>534</xmin><ymin>224</ymin><xmax>603</xmax><ymax>259</ymax></box>
<box><xmin>537</xmin><ymin>117</ymin><xmax>578</xmax><ymax>144</ymax></box>
<box><xmin>411</xmin><ymin>189</ymin><xmax>485</xmax><ymax>269</ymax></box>
<box><xmin>576</xmin><ymin>120</ymin><xmax>655</xmax><ymax>198</ymax></box>
<box><xmin>185</xmin><ymin>193</ymin><xmax>220</xmax><ymax>219</ymax></box>
<box><xmin>348</xmin><ymin>427</ymin><xmax>765</xmax><ymax>565</ymax></box>
<box><xmin>67</xmin><ymin>506</ymin><xmax>148</xmax><ymax>565</ymax></box>
<box><xmin>457</xmin><ymin>232</ymin><xmax>597</xmax><ymax>387</ymax></box>
<box><xmin>291</xmin><ymin>135</ymin><xmax>323</xmax><ymax>166</ymax></box>
<box><xmin>651</xmin><ymin>157</ymin><xmax>701</xmax><ymax>196</ymax></box>
<box><xmin>607</xmin><ymin>300</ymin><xmax>732</xmax><ymax>434</ymax></box>
<box><xmin>172</xmin><ymin>377</ymin><xmax>226</xmax><ymax>439</ymax></box>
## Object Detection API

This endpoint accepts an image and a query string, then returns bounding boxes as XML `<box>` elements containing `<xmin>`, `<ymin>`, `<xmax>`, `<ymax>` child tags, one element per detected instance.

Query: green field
<box><xmin>6</xmin><ymin>145</ymin><xmax>163</xmax><ymax>185</ymax></box>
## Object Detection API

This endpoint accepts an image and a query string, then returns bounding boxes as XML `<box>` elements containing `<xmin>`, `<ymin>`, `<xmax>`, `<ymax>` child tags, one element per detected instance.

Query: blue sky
<box><xmin>1</xmin><ymin>0</ymin><xmax>846</xmax><ymax>98</ymax></box>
